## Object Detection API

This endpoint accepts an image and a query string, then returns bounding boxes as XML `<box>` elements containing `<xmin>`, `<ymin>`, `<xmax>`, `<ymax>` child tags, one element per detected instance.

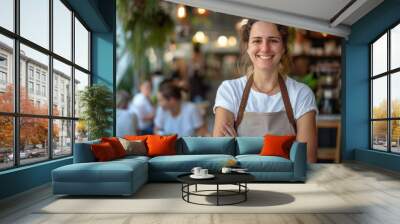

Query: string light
<box><xmin>228</xmin><ymin>36</ymin><xmax>237</xmax><ymax>46</ymax></box>
<box><xmin>217</xmin><ymin>35</ymin><xmax>228</xmax><ymax>47</ymax></box>
<box><xmin>193</xmin><ymin>31</ymin><xmax>208</xmax><ymax>44</ymax></box>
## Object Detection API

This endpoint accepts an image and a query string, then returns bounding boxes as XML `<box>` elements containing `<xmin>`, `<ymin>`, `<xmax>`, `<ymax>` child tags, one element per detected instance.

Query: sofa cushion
<box><xmin>236</xmin><ymin>137</ymin><xmax>263</xmax><ymax>155</ymax></box>
<box><xmin>119</xmin><ymin>138</ymin><xmax>147</xmax><ymax>156</ymax></box>
<box><xmin>148</xmin><ymin>154</ymin><xmax>235</xmax><ymax>172</ymax></box>
<box><xmin>52</xmin><ymin>158</ymin><xmax>147</xmax><ymax>183</ymax></box>
<box><xmin>236</xmin><ymin>155</ymin><xmax>293</xmax><ymax>172</ymax></box>
<box><xmin>91</xmin><ymin>142</ymin><xmax>118</xmax><ymax>161</ymax></box>
<box><xmin>101</xmin><ymin>137</ymin><xmax>127</xmax><ymax>158</ymax></box>
<box><xmin>177</xmin><ymin>137</ymin><xmax>235</xmax><ymax>155</ymax></box>
<box><xmin>147</xmin><ymin>135</ymin><xmax>177</xmax><ymax>157</ymax></box>
<box><xmin>260</xmin><ymin>135</ymin><xmax>296</xmax><ymax>159</ymax></box>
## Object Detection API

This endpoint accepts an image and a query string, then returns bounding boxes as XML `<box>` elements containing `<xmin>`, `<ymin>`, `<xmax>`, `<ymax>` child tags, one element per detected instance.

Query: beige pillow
<box><xmin>118</xmin><ymin>138</ymin><xmax>147</xmax><ymax>156</ymax></box>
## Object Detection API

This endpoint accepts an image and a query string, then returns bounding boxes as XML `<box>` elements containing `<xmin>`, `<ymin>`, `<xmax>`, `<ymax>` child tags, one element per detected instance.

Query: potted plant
<box><xmin>79</xmin><ymin>84</ymin><xmax>113</xmax><ymax>140</ymax></box>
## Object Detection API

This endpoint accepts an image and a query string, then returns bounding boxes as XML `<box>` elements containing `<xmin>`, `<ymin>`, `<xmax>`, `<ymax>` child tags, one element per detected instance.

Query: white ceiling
<box><xmin>164</xmin><ymin>0</ymin><xmax>384</xmax><ymax>38</ymax></box>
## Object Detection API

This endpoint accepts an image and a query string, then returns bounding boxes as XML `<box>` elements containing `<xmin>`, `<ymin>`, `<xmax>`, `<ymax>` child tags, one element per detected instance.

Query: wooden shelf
<box><xmin>317</xmin><ymin>119</ymin><xmax>341</xmax><ymax>163</ymax></box>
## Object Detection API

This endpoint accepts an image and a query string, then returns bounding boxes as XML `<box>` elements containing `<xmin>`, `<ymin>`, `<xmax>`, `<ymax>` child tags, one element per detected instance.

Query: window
<box><xmin>371</xmin><ymin>23</ymin><xmax>400</xmax><ymax>154</ymax></box>
<box><xmin>42</xmin><ymin>85</ymin><xmax>46</xmax><ymax>97</ymax></box>
<box><xmin>75</xmin><ymin>17</ymin><xmax>89</xmax><ymax>70</ymax></box>
<box><xmin>0</xmin><ymin>55</ymin><xmax>7</xmax><ymax>67</ymax></box>
<box><xmin>0</xmin><ymin>0</ymin><xmax>14</xmax><ymax>32</ymax></box>
<box><xmin>0</xmin><ymin>54</ymin><xmax>8</xmax><ymax>87</ymax></box>
<box><xmin>20</xmin><ymin>0</ymin><xmax>49</xmax><ymax>49</ymax></box>
<box><xmin>36</xmin><ymin>83</ymin><xmax>40</xmax><ymax>95</ymax></box>
<box><xmin>35</xmin><ymin>70</ymin><xmax>41</xmax><ymax>81</ymax></box>
<box><xmin>0</xmin><ymin>71</ymin><xmax>6</xmax><ymax>85</ymax></box>
<box><xmin>53</xmin><ymin>0</ymin><xmax>72</xmax><ymax>60</ymax></box>
<box><xmin>53</xmin><ymin>59</ymin><xmax>72</xmax><ymax>117</ymax></box>
<box><xmin>0</xmin><ymin>0</ymin><xmax>91</xmax><ymax>170</ymax></box>
<box><xmin>28</xmin><ymin>67</ymin><xmax>34</xmax><ymax>80</ymax></box>
<box><xmin>28</xmin><ymin>81</ymin><xmax>34</xmax><ymax>94</ymax></box>
<box><xmin>0</xmin><ymin>34</ymin><xmax>14</xmax><ymax>114</ymax></box>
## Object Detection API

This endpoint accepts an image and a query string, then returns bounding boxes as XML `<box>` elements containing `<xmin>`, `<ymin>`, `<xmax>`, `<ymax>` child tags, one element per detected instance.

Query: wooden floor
<box><xmin>1</xmin><ymin>162</ymin><xmax>400</xmax><ymax>224</ymax></box>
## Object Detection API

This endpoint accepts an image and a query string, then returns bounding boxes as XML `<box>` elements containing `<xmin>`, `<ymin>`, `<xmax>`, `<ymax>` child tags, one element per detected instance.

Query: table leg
<box><xmin>245</xmin><ymin>183</ymin><xmax>247</xmax><ymax>201</ymax></box>
<box><xmin>195</xmin><ymin>184</ymin><xmax>197</xmax><ymax>192</ymax></box>
<box><xmin>217</xmin><ymin>184</ymin><xmax>219</xmax><ymax>206</ymax></box>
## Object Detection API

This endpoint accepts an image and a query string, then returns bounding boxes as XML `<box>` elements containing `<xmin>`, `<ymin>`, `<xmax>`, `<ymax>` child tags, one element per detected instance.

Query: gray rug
<box><xmin>38</xmin><ymin>183</ymin><xmax>361</xmax><ymax>214</ymax></box>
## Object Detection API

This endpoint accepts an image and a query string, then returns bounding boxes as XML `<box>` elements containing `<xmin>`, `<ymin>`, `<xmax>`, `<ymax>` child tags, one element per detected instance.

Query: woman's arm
<box><xmin>213</xmin><ymin>107</ymin><xmax>237</xmax><ymax>137</ymax></box>
<box><xmin>296</xmin><ymin>111</ymin><xmax>317</xmax><ymax>163</ymax></box>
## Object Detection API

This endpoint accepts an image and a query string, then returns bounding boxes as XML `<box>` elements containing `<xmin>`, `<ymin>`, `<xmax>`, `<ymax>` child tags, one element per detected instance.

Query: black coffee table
<box><xmin>177</xmin><ymin>172</ymin><xmax>255</xmax><ymax>206</ymax></box>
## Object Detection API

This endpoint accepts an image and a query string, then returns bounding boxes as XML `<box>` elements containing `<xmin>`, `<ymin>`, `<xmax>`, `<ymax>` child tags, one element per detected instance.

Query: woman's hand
<box><xmin>213</xmin><ymin>107</ymin><xmax>236</xmax><ymax>137</ymax></box>
<box><xmin>222</xmin><ymin>123</ymin><xmax>237</xmax><ymax>137</ymax></box>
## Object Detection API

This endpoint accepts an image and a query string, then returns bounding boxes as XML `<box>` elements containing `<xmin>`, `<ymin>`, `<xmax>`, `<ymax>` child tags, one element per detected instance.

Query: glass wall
<box><xmin>0</xmin><ymin>0</ymin><xmax>91</xmax><ymax>170</ymax></box>
<box><xmin>370</xmin><ymin>23</ymin><xmax>400</xmax><ymax>154</ymax></box>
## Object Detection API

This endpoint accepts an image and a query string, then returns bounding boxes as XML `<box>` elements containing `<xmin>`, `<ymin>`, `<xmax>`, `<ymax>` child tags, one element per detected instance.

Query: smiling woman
<box><xmin>212</xmin><ymin>19</ymin><xmax>318</xmax><ymax>162</ymax></box>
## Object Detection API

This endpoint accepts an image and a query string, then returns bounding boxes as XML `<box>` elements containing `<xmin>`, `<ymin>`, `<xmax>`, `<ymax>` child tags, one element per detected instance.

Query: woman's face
<box><xmin>246</xmin><ymin>21</ymin><xmax>285</xmax><ymax>73</ymax></box>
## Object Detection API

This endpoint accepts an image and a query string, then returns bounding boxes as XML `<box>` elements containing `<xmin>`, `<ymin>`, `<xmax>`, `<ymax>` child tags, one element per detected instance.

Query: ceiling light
<box><xmin>197</xmin><ymin>8</ymin><xmax>206</xmax><ymax>15</ymax></box>
<box><xmin>240</xmin><ymin>19</ymin><xmax>248</xmax><ymax>27</ymax></box>
<box><xmin>177</xmin><ymin>5</ymin><xmax>186</xmax><ymax>19</ymax></box>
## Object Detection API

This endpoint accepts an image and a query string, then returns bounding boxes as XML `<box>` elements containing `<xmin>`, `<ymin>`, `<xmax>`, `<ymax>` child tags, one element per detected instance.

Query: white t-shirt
<box><xmin>116</xmin><ymin>109</ymin><xmax>138</xmax><ymax>137</ymax></box>
<box><xmin>155</xmin><ymin>102</ymin><xmax>203</xmax><ymax>137</ymax></box>
<box><xmin>213</xmin><ymin>76</ymin><xmax>318</xmax><ymax>120</ymax></box>
<box><xmin>129</xmin><ymin>93</ymin><xmax>155</xmax><ymax>130</ymax></box>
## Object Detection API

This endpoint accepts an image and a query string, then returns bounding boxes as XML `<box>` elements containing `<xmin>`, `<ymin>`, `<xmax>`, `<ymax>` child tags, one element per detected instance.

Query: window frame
<box><xmin>0</xmin><ymin>0</ymin><xmax>92</xmax><ymax>171</ymax></box>
<box><xmin>370</xmin><ymin>20</ymin><xmax>400</xmax><ymax>154</ymax></box>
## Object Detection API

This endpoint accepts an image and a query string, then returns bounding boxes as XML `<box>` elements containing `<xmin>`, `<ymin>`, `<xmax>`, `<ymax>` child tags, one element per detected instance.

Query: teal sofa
<box><xmin>52</xmin><ymin>137</ymin><xmax>307</xmax><ymax>196</ymax></box>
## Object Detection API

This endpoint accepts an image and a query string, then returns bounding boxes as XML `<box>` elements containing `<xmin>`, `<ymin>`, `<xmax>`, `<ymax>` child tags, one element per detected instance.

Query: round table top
<box><xmin>177</xmin><ymin>172</ymin><xmax>255</xmax><ymax>185</ymax></box>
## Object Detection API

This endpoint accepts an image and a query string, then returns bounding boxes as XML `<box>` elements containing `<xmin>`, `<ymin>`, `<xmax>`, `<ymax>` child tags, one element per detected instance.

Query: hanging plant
<box><xmin>117</xmin><ymin>0</ymin><xmax>175</xmax><ymax>91</ymax></box>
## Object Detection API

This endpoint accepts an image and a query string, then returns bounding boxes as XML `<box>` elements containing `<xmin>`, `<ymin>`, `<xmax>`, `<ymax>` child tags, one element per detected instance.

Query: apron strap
<box><xmin>234</xmin><ymin>74</ymin><xmax>254</xmax><ymax>131</ymax></box>
<box><xmin>234</xmin><ymin>74</ymin><xmax>297</xmax><ymax>133</ymax></box>
<box><xmin>278</xmin><ymin>75</ymin><xmax>297</xmax><ymax>133</ymax></box>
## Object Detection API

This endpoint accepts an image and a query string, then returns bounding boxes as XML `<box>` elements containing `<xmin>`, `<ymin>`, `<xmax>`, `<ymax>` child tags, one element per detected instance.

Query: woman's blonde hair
<box><xmin>237</xmin><ymin>19</ymin><xmax>292</xmax><ymax>77</ymax></box>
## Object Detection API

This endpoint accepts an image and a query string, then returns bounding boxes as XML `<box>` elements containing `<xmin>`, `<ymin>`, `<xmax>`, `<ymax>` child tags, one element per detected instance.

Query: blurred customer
<box><xmin>129</xmin><ymin>79</ymin><xmax>155</xmax><ymax>135</ymax></box>
<box><xmin>154</xmin><ymin>82</ymin><xmax>206</xmax><ymax>137</ymax></box>
<box><xmin>188</xmin><ymin>43</ymin><xmax>209</xmax><ymax>102</ymax></box>
<box><xmin>116</xmin><ymin>91</ymin><xmax>138</xmax><ymax>137</ymax></box>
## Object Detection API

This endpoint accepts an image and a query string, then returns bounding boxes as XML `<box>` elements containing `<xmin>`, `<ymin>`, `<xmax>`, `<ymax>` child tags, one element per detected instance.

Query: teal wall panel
<box><xmin>0</xmin><ymin>158</ymin><xmax>72</xmax><ymax>199</ymax></box>
<box><xmin>355</xmin><ymin>149</ymin><xmax>400</xmax><ymax>172</ymax></box>
<box><xmin>344</xmin><ymin>0</ymin><xmax>400</xmax><ymax>171</ymax></box>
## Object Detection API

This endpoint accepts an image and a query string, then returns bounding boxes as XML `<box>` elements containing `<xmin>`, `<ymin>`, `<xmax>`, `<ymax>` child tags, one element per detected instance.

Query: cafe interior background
<box><xmin>116</xmin><ymin>0</ymin><xmax>343</xmax><ymax>163</ymax></box>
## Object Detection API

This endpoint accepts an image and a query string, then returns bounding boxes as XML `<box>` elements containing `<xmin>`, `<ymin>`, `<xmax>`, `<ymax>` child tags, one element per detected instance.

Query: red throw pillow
<box><xmin>146</xmin><ymin>135</ymin><xmax>177</xmax><ymax>157</ymax></box>
<box><xmin>260</xmin><ymin>135</ymin><xmax>296</xmax><ymax>159</ymax></box>
<box><xmin>91</xmin><ymin>142</ymin><xmax>117</xmax><ymax>161</ymax></box>
<box><xmin>101</xmin><ymin>137</ymin><xmax>126</xmax><ymax>158</ymax></box>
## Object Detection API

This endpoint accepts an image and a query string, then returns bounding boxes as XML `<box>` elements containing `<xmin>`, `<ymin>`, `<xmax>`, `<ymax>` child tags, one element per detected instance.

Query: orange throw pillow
<box><xmin>260</xmin><ymin>135</ymin><xmax>296</xmax><ymax>159</ymax></box>
<box><xmin>146</xmin><ymin>135</ymin><xmax>177</xmax><ymax>157</ymax></box>
<box><xmin>91</xmin><ymin>142</ymin><xmax>117</xmax><ymax>161</ymax></box>
<box><xmin>101</xmin><ymin>137</ymin><xmax>126</xmax><ymax>158</ymax></box>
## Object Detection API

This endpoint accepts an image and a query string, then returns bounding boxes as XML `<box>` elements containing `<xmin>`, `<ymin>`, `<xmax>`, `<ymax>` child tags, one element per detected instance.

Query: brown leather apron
<box><xmin>234</xmin><ymin>74</ymin><xmax>297</xmax><ymax>136</ymax></box>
